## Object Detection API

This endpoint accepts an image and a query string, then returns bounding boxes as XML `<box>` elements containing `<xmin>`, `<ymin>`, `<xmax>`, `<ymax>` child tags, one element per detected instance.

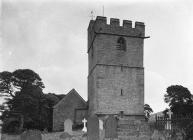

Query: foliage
<box><xmin>185</xmin><ymin>121</ymin><xmax>193</xmax><ymax>139</ymax></box>
<box><xmin>163</xmin><ymin>85</ymin><xmax>193</xmax><ymax>138</ymax></box>
<box><xmin>0</xmin><ymin>69</ymin><xmax>44</xmax><ymax>98</ymax></box>
<box><xmin>0</xmin><ymin>69</ymin><xmax>59</xmax><ymax>133</ymax></box>
<box><xmin>144</xmin><ymin>104</ymin><xmax>153</xmax><ymax>121</ymax></box>
<box><xmin>0</xmin><ymin>71</ymin><xmax>13</xmax><ymax>97</ymax></box>
<box><xmin>164</xmin><ymin>85</ymin><xmax>193</xmax><ymax>115</ymax></box>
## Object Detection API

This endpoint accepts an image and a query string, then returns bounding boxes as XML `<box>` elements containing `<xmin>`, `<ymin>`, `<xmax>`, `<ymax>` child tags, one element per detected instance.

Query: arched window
<box><xmin>117</xmin><ymin>37</ymin><xmax>126</xmax><ymax>51</ymax></box>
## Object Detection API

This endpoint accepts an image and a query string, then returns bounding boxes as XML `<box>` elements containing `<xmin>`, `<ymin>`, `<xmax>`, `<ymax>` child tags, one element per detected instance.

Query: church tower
<box><xmin>88</xmin><ymin>16</ymin><xmax>146</xmax><ymax>118</ymax></box>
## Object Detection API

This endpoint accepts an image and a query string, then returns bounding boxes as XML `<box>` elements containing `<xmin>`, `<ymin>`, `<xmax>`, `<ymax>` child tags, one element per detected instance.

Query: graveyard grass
<box><xmin>1</xmin><ymin>131</ymin><xmax>87</xmax><ymax>140</ymax></box>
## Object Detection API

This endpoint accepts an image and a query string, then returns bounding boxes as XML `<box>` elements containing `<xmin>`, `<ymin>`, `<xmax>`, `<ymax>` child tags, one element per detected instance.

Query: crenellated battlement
<box><xmin>88</xmin><ymin>16</ymin><xmax>145</xmax><ymax>37</ymax></box>
<box><xmin>88</xmin><ymin>16</ymin><xmax>146</xmax><ymax>51</ymax></box>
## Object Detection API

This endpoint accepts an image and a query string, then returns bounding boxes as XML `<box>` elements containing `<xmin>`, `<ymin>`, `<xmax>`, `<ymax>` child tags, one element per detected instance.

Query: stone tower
<box><xmin>88</xmin><ymin>16</ymin><xmax>145</xmax><ymax>117</ymax></box>
<box><xmin>87</xmin><ymin>16</ymin><xmax>151</xmax><ymax>140</ymax></box>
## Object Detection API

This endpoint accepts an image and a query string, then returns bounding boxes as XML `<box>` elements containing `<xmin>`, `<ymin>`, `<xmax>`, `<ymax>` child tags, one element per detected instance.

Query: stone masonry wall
<box><xmin>90</xmin><ymin>65</ymin><xmax>144</xmax><ymax>115</ymax></box>
<box><xmin>88</xmin><ymin>30</ymin><xmax>144</xmax><ymax>73</ymax></box>
<box><xmin>88</xmin><ymin>16</ymin><xmax>144</xmax><ymax>116</ymax></box>
<box><xmin>53</xmin><ymin>91</ymin><xmax>87</xmax><ymax>131</ymax></box>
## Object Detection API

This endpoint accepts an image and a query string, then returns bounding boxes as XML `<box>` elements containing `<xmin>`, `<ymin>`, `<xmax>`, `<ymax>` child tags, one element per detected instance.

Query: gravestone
<box><xmin>82</xmin><ymin>118</ymin><xmax>87</xmax><ymax>132</ymax></box>
<box><xmin>64</xmin><ymin>119</ymin><xmax>73</xmax><ymax>134</ymax></box>
<box><xmin>99</xmin><ymin>119</ymin><xmax>104</xmax><ymax>130</ymax></box>
<box><xmin>99</xmin><ymin>119</ymin><xmax>105</xmax><ymax>140</ymax></box>
<box><xmin>21</xmin><ymin>130</ymin><xmax>42</xmax><ymax>140</ymax></box>
<box><xmin>104</xmin><ymin>115</ymin><xmax>118</xmax><ymax>138</ymax></box>
<box><xmin>87</xmin><ymin>114</ymin><xmax>99</xmax><ymax>140</ymax></box>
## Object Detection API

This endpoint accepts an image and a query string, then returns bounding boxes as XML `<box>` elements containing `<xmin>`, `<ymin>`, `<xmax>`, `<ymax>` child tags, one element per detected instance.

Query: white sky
<box><xmin>1</xmin><ymin>0</ymin><xmax>193</xmax><ymax>112</ymax></box>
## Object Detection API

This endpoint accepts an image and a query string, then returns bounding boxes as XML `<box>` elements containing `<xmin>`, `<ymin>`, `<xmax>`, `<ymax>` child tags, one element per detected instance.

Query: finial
<box><xmin>90</xmin><ymin>11</ymin><xmax>95</xmax><ymax>20</ymax></box>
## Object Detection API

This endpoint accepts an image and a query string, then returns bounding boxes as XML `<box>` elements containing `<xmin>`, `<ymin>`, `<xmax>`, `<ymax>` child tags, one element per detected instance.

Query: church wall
<box><xmin>53</xmin><ymin>91</ymin><xmax>87</xmax><ymax>131</ymax></box>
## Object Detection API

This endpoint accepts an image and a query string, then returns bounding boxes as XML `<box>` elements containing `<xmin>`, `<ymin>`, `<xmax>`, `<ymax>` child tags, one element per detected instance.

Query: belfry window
<box><xmin>117</xmin><ymin>37</ymin><xmax>126</xmax><ymax>51</ymax></box>
<box><xmin>121</xmin><ymin>89</ymin><xmax>123</xmax><ymax>96</ymax></box>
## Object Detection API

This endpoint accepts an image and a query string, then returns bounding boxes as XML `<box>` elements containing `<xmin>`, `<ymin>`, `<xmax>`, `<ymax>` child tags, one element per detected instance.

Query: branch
<box><xmin>9</xmin><ymin>91</ymin><xmax>15</xmax><ymax>98</ymax></box>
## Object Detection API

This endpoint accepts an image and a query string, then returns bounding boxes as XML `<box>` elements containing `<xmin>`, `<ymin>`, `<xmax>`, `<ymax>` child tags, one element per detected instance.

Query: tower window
<box><xmin>117</xmin><ymin>37</ymin><xmax>126</xmax><ymax>51</ymax></box>
<box><xmin>121</xmin><ymin>89</ymin><xmax>123</xmax><ymax>96</ymax></box>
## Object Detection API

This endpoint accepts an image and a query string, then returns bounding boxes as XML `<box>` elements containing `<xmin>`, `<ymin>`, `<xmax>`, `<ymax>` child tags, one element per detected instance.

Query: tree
<box><xmin>0</xmin><ymin>69</ymin><xmax>44</xmax><ymax>98</ymax></box>
<box><xmin>144</xmin><ymin>104</ymin><xmax>153</xmax><ymax>121</ymax></box>
<box><xmin>0</xmin><ymin>69</ymin><xmax>49</xmax><ymax>133</ymax></box>
<box><xmin>164</xmin><ymin>85</ymin><xmax>193</xmax><ymax>138</ymax></box>
<box><xmin>164</xmin><ymin>85</ymin><xmax>193</xmax><ymax>115</ymax></box>
<box><xmin>0</xmin><ymin>71</ymin><xmax>14</xmax><ymax>97</ymax></box>
<box><xmin>186</xmin><ymin>121</ymin><xmax>193</xmax><ymax>139</ymax></box>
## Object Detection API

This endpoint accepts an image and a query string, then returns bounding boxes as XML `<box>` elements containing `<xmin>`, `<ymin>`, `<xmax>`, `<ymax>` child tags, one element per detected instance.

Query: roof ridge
<box><xmin>53</xmin><ymin>88</ymin><xmax>87</xmax><ymax>108</ymax></box>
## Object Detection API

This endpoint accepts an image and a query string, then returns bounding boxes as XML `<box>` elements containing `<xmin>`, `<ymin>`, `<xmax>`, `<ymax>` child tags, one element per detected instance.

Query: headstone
<box><xmin>104</xmin><ymin>115</ymin><xmax>118</xmax><ymax>138</ymax></box>
<box><xmin>82</xmin><ymin>118</ymin><xmax>87</xmax><ymax>132</ymax></box>
<box><xmin>21</xmin><ymin>130</ymin><xmax>42</xmax><ymax>140</ymax></box>
<box><xmin>87</xmin><ymin>114</ymin><xmax>99</xmax><ymax>140</ymax></box>
<box><xmin>167</xmin><ymin>110</ymin><xmax>173</xmax><ymax>119</ymax></box>
<box><xmin>166</xmin><ymin>110</ymin><xmax>173</xmax><ymax>130</ymax></box>
<box><xmin>64</xmin><ymin>119</ymin><xmax>73</xmax><ymax>134</ymax></box>
<box><xmin>99</xmin><ymin>119</ymin><xmax>103</xmax><ymax>130</ymax></box>
<box><xmin>99</xmin><ymin>119</ymin><xmax>105</xmax><ymax>140</ymax></box>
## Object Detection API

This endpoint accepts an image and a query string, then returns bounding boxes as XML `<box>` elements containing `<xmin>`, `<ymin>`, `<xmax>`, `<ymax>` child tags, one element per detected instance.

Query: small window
<box><xmin>121</xmin><ymin>89</ymin><xmax>123</xmax><ymax>96</ymax></box>
<box><xmin>117</xmin><ymin>37</ymin><xmax>126</xmax><ymax>51</ymax></box>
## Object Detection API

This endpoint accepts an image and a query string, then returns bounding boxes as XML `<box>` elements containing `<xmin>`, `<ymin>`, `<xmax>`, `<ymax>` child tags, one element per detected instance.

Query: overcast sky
<box><xmin>1</xmin><ymin>0</ymin><xmax>193</xmax><ymax>112</ymax></box>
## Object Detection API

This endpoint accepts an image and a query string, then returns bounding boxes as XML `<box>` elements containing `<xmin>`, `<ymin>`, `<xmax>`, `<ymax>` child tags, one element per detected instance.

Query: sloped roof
<box><xmin>53</xmin><ymin>88</ymin><xmax>87</xmax><ymax>109</ymax></box>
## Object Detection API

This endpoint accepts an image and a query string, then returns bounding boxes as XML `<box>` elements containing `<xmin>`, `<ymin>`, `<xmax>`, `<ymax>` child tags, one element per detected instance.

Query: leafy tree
<box><xmin>0</xmin><ymin>71</ymin><xmax>14</xmax><ymax>97</ymax></box>
<box><xmin>164</xmin><ymin>85</ymin><xmax>193</xmax><ymax>138</ymax></box>
<box><xmin>45</xmin><ymin>93</ymin><xmax>60</xmax><ymax>107</ymax></box>
<box><xmin>0</xmin><ymin>69</ymin><xmax>50</xmax><ymax>133</ymax></box>
<box><xmin>0</xmin><ymin>69</ymin><xmax>44</xmax><ymax>98</ymax></box>
<box><xmin>164</xmin><ymin>85</ymin><xmax>193</xmax><ymax>115</ymax></box>
<box><xmin>144</xmin><ymin>104</ymin><xmax>153</xmax><ymax>121</ymax></box>
<box><xmin>186</xmin><ymin>121</ymin><xmax>193</xmax><ymax>139</ymax></box>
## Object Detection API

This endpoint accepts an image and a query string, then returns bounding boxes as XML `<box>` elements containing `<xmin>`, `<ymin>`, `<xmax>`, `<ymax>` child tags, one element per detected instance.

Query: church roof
<box><xmin>53</xmin><ymin>88</ymin><xmax>87</xmax><ymax>109</ymax></box>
